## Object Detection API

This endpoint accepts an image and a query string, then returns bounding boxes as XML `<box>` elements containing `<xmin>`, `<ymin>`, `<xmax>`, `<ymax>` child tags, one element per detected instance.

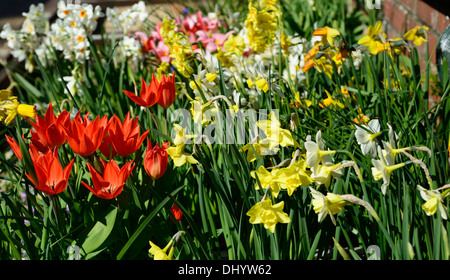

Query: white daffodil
<box><xmin>121</xmin><ymin>36</ymin><xmax>144</xmax><ymax>62</ymax></box>
<box><xmin>1</xmin><ymin>3</ymin><xmax>49</xmax><ymax>72</ymax></box>
<box><xmin>355</xmin><ymin>119</ymin><xmax>381</xmax><ymax>157</ymax></box>
<box><xmin>417</xmin><ymin>185</ymin><xmax>448</xmax><ymax>220</ymax></box>
<box><xmin>304</xmin><ymin>130</ymin><xmax>336</xmax><ymax>172</ymax></box>
<box><xmin>105</xmin><ymin>1</ymin><xmax>147</xmax><ymax>34</ymax></box>
<box><xmin>245</xmin><ymin>61</ymin><xmax>282</xmax><ymax>96</ymax></box>
<box><xmin>309</xmin><ymin>187</ymin><xmax>348</xmax><ymax>226</ymax></box>
<box><xmin>189</xmin><ymin>64</ymin><xmax>219</xmax><ymax>100</ymax></box>
<box><xmin>371</xmin><ymin>146</ymin><xmax>405</xmax><ymax>195</ymax></box>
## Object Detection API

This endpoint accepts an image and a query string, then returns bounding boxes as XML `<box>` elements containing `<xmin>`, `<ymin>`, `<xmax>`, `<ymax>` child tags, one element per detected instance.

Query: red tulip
<box><xmin>123</xmin><ymin>75</ymin><xmax>160</xmax><ymax>107</ymax></box>
<box><xmin>170</xmin><ymin>204</ymin><xmax>183</xmax><ymax>222</ymax></box>
<box><xmin>5</xmin><ymin>134</ymin><xmax>23</xmax><ymax>160</ymax></box>
<box><xmin>62</xmin><ymin>111</ymin><xmax>109</xmax><ymax>156</ymax></box>
<box><xmin>156</xmin><ymin>73</ymin><xmax>176</xmax><ymax>109</ymax></box>
<box><xmin>144</xmin><ymin>141</ymin><xmax>169</xmax><ymax>180</ymax></box>
<box><xmin>81</xmin><ymin>159</ymin><xmax>135</xmax><ymax>200</ymax></box>
<box><xmin>101</xmin><ymin>112</ymin><xmax>149</xmax><ymax>157</ymax></box>
<box><xmin>28</xmin><ymin>103</ymin><xmax>70</xmax><ymax>149</ymax></box>
<box><xmin>25</xmin><ymin>145</ymin><xmax>74</xmax><ymax>196</ymax></box>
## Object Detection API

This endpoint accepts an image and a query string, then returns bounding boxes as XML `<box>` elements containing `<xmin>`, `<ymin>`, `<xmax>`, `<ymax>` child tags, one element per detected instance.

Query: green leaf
<box><xmin>77</xmin><ymin>206</ymin><xmax>118</xmax><ymax>257</ymax></box>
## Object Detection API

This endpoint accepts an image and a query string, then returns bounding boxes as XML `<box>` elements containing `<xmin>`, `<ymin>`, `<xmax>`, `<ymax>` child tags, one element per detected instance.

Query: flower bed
<box><xmin>0</xmin><ymin>0</ymin><xmax>449</xmax><ymax>260</ymax></box>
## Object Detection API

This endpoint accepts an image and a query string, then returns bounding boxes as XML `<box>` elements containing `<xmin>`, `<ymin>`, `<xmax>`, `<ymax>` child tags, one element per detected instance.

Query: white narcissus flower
<box><xmin>355</xmin><ymin>119</ymin><xmax>381</xmax><ymax>157</ymax></box>
<box><xmin>304</xmin><ymin>130</ymin><xmax>336</xmax><ymax>172</ymax></box>
<box><xmin>371</xmin><ymin>146</ymin><xmax>405</xmax><ymax>195</ymax></box>
<box><xmin>417</xmin><ymin>185</ymin><xmax>448</xmax><ymax>220</ymax></box>
<box><xmin>309</xmin><ymin>187</ymin><xmax>348</xmax><ymax>226</ymax></box>
<box><xmin>121</xmin><ymin>36</ymin><xmax>143</xmax><ymax>62</ymax></box>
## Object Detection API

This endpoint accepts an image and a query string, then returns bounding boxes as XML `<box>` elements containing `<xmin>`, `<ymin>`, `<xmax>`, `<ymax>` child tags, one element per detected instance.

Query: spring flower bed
<box><xmin>0</xmin><ymin>0</ymin><xmax>449</xmax><ymax>260</ymax></box>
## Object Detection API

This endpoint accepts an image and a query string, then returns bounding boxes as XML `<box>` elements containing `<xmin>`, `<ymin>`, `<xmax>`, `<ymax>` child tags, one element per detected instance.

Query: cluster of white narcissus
<box><xmin>105</xmin><ymin>1</ymin><xmax>148</xmax><ymax>35</ymax></box>
<box><xmin>50</xmin><ymin>1</ymin><xmax>104</xmax><ymax>62</ymax></box>
<box><xmin>0</xmin><ymin>3</ymin><xmax>48</xmax><ymax>72</ymax></box>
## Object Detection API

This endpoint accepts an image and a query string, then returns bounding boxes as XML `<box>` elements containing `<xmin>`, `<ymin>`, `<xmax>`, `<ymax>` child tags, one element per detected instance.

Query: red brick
<box><xmin>427</xmin><ymin>31</ymin><xmax>438</xmax><ymax>64</ymax></box>
<box><xmin>417</xmin><ymin>0</ymin><xmax>439</xmax><ymax>29</ymax></box>
<box><xmin>437</xmin><ymin>12</ymin><xmax>450</xmax><ymax>34</ymax></box>
<box><xmin>397</xmin><ymin>0</ymin><xmax>417</xmax><ymax>13</ymax></box>
<box><xmin>408</xmin><ymin>16</ymin><xmax>419</xmax><ymax>31</ymax></box>
<box><xmin>391</xmin><ymin>4</ymin><xmax>408</xmax><ymax>33</ymax></box>
<box><xmin>383</xmin><ymin>0</ymin><xmax>394</xmax><ymax>22</ymax></box>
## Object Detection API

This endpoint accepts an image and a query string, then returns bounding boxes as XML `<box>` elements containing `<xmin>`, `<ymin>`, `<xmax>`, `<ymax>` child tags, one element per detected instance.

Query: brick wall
<box><xmin>382</xmin><ymin>0</ymin><xmax>450</xmax><ymax>69</ymax></box>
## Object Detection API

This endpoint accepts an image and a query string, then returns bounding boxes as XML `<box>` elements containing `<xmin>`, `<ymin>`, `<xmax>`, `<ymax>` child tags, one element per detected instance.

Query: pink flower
<box><xmin>195</xmin><ymin>30</ymin><xmax>234</xmax><ymax>53</ymax></box>
<box><xmin>135</xmin><ymin>31</ymin><xmax>171</xmax><ymax>63</ymax></box>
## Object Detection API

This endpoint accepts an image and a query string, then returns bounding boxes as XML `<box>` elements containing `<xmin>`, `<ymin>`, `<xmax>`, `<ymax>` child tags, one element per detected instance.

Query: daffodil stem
<box><xmin>336</xmin><ymin>149</ymin><xmax>357</xmax><ymax>162</ymax></box>
<box><xmin>50</xmin><ymin>195</ymin><xmax>63</xmax><ymax>231</ymax></box>
<box><xmin>164</xmin><ymin>108</ymin><xmax>168</xmax><ymax>136</ymax></box>
<box><xmin>148</xmin><ymin>107</ymin><xmax>159</xmax><ymax>131</ymax></box>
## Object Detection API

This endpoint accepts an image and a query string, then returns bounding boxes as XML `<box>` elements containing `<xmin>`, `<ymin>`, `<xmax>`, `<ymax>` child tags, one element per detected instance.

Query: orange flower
<box><xmin>25</xmin><ymin>145</ymin><xmax>74</xmax><ymax>196</ymax></box>
<box><xmin>144</xmin><ymin>141</ymin><xmax>169</xmax><ymax>180</ymax></box>
<box><xmin>62</xmin><ymin>111</ymin><xmax>109</xmax><ymax>156</ymax></box>
<box><xmin>101</xmin><ymin>112</ymin><xmax>150</xmax><ymax>157</ymax></box>
<box><xmin>29</xmin><ymin>103</ymin><xmax>70</xmax><ymax>150</ymax></box>
<box><xmin>123</xmin><ymin>75</ymin><xmax>160</xmax><ymax>108</ymax></box>
<box><xmin>302</xmin><ymin>43</ymin><xmax>321</xmax><ymax>72</ymax></box>
<box><xmin>82</xmin><ymin>159</ymin><xmax>135</xmax><ymax>200</ymax></box>
<box><xmin>312</xmin><ymin>27</ymin><xmax>340</xmax><ymax>47</ymax></box>
<box><xmin>156</xmin><ymin>73</ymin><xmax>176</xmax><ymax>109</ymax></box>
<box><xmin>5</xmin><ymin>134</ymin><xmax>23</xmax><ymax>160</ymax></box>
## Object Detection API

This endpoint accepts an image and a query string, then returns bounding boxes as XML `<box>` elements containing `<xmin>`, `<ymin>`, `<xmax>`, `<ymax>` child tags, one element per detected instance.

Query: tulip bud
<box><xmin>144</xmin><ymin>141</ymin><xmax>169</xmax><ymax>180</ymax></box>
<box><xmin>156</xmin><ymin>73</ymin><xmax>176</xmax><ymax>109</ymax></box>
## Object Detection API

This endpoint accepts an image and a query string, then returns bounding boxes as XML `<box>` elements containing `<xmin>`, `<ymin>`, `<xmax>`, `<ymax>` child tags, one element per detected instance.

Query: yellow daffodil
<box><xmin>240</xmin><ymin>138</ymin><xmax>280</xmax><ymax>162</ymax></box>
<box><xmin>291</xmin><ymin>91</ymin><xmax>312</xmax><ymax>108</ymax></box>
<box><xmin>311</xmin><ymin>163</ymin><xmax>342</xmax><ymax>188</ymax></box>
<box><xmin>0</xmin><ymin>89</ymin><xmax>36</xmax><ymax>125</ymax></box>
<box><xmin>149</xmin><ymin>239</ymin><xmax>175</xmax><ymax>260</ymax></box>
<box><xmin>256</xmin><ymin>111</ymin><xmax>300</xmax><ymax>150</ymax></box>
<box><xmin>357</xmin><ymin>21</ymin><xmax>387</xmax><ymax>55</ymax></box>
<box><xmin>304</xmin><ymin>130</ymin><xmax>336</xmax><ymax>171</ymax></box>
<box><xmin>355</xmin><ymin>119</ymin><xmax>381</xmax><ymax>157</ymax></box>
<box><xmin>371</xmin><ymin>146</ymin><xmax>405</xmax><ymax>195</ymax></box>
<box><xmin>377</xmin><ymin>38</ymin><xmax>405</xmax><ymax>59</ymax></box>
<box><xmin>312</xmin><ymin>26</ymin><xmax>341</xmax><ymax>47</ymax></box>
<box><xmin>319</xmin><ymin>90</ymin><xmax>345</xmax><ymax>109</ymax></box>
<box><xmin>351</xmin><ymin>108</ymin><xmax>370</xmax><ymax>126</ymax></box>
<box><xmin>250</xmin><ymin>165</ymin><xmax>281</xmax><ymax>198</ymax></box>
<box><xmin>166</xmin><ymin>143</ymin><xmax>198</xmax><ymax>167</ymax></box>
<box><xmin>274</xmin><ymin>159</ymin><xmax>314</xmax><ymax>195</ymax></box>
<box><xmin>309</xmin><ymin>187</ymin><xmax>348</xmax><ymax>225</ymax></box>
<box><xmin>171</xmin><ymin>123</ymin><xmax>196</xmax><ymax>146</ymax></box>
<box><xmin>417</xmin><ymin>185</ymin><xmax>448</xmax><ymax>220</ymax></box>
<box><xmin>149</xmin><ymin>231</ymin><xmax>185</xmax><ymax>260</ymax></box>
<box><xmin>302</xmin><ymin>43</ymin><xmax>322</xmax><ymax>72</ymax></box>
<box><xmin>309</xmin><ymin>52</ymin><xmax>338</xmax><ymax>78</ymax></box>
<box><xmin>247</xmin><ymin>198</ymin><xmax>291</xmax><ymax>233</ymax></box>
<box><xmin>223</xmin><ymin>33</ymin><xmax>245</xmax><ymax>57</ymax></box>
<box><xmin>244</xmin><ymin>1</ymin><xmax>280</xmax><ymax>53</ymax></box>
<box><xmin>160</xmin><ymin>16</ymin><xmax>194</xmax><ymax>78</ymax></box>
<box><xmin>404</xmin><ymin>25</ymin><xmax>429</xmax><ymax>46</ymax></box>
